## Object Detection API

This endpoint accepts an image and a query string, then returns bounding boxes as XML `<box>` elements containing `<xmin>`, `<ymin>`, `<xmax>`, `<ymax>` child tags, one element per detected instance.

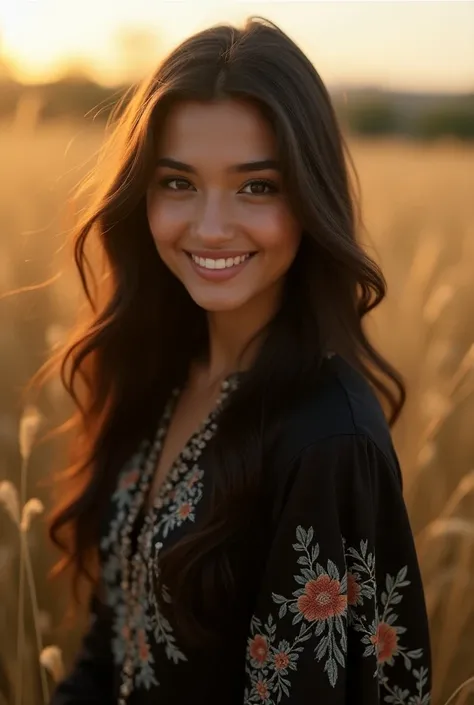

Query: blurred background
<box><xmin>0</xmin><ymin>1</ymin><xmax>473</xmax><ymax>703</ymax></box>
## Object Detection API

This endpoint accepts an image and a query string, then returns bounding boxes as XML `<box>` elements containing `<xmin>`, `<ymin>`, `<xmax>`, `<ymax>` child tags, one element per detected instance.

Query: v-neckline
<box><xmin>142</xmin><ymin>372</ymin><xmax>241</xmax><ymax>514</ymax></box>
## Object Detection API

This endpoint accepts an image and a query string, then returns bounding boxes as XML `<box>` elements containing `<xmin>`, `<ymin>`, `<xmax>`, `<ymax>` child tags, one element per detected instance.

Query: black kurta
<box><xmin>51</xmin><ymin>354</ymin><xmax>431</xmax><ymax>704</ymax></box>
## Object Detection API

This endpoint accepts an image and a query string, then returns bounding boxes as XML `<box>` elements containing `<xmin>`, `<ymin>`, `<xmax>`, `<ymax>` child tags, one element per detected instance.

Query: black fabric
<box><xmin>51</xmin><ymin>355</ymin><xmax>431</xmax><ymax>704</ymax></box>
<box><xmin>51</xmin><ymin>594</ymin><xmax>115</xmax><ymax>705</ymax></box>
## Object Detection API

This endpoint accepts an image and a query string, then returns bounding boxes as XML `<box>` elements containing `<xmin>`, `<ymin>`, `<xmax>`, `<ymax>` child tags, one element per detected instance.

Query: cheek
<box><xmin>146</xmin><ymin>192</ymin><xmax>184</xmax><ymax>247</ymax></box>
<box><xmin>255</xmin><ymin>205</ymin><xmax>301</xmax><ymax>258</ymax></box>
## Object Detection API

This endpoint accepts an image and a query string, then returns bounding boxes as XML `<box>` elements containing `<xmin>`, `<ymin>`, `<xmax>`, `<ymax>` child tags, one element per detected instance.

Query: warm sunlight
<box><xmin>0</xmin><ymin>0</ymin><xmax>473</xmax><ymax>88</ymax></box>
<box><xmin>1</xmin><ymin>3</ymin><xmax>474</xmax><ymax>705</ymax></box>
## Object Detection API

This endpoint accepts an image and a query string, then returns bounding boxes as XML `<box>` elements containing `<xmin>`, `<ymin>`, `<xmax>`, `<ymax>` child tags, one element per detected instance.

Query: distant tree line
<box><xmin>333</xmin><ymin>90</ymin><xmax>474</xmax><ymax>141</ymax></box>
<box><xmin>0</xmin><ymin>75</ymin><xmax>473</xmax><ymax>141</ymax></box>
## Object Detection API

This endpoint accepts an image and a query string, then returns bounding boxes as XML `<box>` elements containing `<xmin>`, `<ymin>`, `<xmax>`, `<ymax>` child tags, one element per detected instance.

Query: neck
<box><xmin>199</xmin><ymin>283</ymin><xmax>283</xmax><ymax>387</ymax></box>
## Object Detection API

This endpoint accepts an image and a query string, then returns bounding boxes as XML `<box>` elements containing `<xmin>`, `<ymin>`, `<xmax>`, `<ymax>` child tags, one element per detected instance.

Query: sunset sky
<box><xmin>0</xmin><ymin>0</ymin><xmax>473</xmax><ymax>92</ymax></box>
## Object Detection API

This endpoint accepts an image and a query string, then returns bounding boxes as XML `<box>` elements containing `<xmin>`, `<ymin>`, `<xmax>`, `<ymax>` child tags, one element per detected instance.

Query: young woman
<box><xmin>47</xmin><ymin>16</ymin><xmax>431</xmax><ymax>705</ymax></box>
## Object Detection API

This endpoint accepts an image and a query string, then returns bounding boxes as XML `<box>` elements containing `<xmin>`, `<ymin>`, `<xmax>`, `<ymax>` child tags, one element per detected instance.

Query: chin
<box><xmin>191</xmin><ymin>292</ymin><xmax>251</xmax><ymax>313</ymax></box>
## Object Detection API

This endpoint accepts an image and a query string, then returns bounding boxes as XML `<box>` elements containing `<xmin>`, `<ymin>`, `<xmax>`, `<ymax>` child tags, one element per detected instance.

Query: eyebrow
<box><xmin>155</xmin><ymin>157</ymin><xmax>280</xmax><ymax>174</ymax></box>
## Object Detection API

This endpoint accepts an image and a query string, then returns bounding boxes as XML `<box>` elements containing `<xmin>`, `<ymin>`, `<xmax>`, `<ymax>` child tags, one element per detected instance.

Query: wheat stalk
<box><xmin>435</xmin><ymin>534</ymin><xmax>474</xmax><ymax>697</ymax></box>
<box><xmin>1</xmin><ymin>405</ymin><xmax>51</xmax><ymax>705</ymax></box>
<box><xmin>22</xmin><ymin>530</ymin><xmax>49</xmax><ymax>704</ymax></box>
<box><xmin>1</xmin><ymin>480</ymin><xmax>50</xmax><ymax>705</ymax></box>
<box><xmin>40</xmin><ymin>646</ymin><xmax>65</xmax><ymax>684</ymax></box>
<box><xmin>442</xmin><ymin>675</ymin><xmax>474</xmax><ymax>705</ymax></box>
<box><xmin>16</xmin><ymin>455</ymin><xmax>27</xmax><ymax>705</ymax></box>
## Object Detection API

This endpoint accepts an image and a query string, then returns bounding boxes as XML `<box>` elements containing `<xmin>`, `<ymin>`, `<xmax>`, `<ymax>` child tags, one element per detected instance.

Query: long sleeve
<box><xmin>243</xmin><ymin>434</ymin><xmax>431</xmax><ymax>704</ymax></box>
<box><xmin>50</xmin><ymin>592</ymin><xmax>115</xmax><ymax>705</ymax></box>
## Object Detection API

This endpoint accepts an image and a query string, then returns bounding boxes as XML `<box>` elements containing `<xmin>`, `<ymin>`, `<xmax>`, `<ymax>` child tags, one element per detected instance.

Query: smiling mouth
<box><xmin>184</xmin><ymin>252</ymin><xmax>257</xmax><ymax>270</ymax></box>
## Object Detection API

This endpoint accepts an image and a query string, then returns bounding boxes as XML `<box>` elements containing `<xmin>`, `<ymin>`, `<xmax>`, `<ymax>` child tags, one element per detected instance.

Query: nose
<box><xmin>192</xmin><ymin>192</ymin><xmax>232</xmax><ymax>245</ymax></box>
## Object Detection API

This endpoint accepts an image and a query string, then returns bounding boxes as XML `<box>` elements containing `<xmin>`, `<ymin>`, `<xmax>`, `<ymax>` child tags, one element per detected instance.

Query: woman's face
<box><xmin>146</xmin><ymin>98</ymin><xmax>301</xmax><ymax>313</ymax></box>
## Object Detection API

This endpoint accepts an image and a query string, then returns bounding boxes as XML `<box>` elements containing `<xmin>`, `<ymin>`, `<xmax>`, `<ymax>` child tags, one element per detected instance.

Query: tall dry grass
<box><xmin>0</xmin><ymin>116</ymin><xmax>473</xmax><ymax>704</ymax></box>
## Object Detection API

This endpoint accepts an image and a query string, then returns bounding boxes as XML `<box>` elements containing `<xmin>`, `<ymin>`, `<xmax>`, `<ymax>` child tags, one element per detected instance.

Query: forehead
<box><xmin>156</xmin><ymin>98</ymin><xmax>277</xmax><ymax>164</ymax></box>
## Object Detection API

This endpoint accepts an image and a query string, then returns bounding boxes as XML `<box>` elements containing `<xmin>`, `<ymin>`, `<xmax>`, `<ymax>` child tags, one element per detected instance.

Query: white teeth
<box><xmin>190</xmin><ymin>253</ymin><xmax>253</xmax><ymax>270</ymax></box>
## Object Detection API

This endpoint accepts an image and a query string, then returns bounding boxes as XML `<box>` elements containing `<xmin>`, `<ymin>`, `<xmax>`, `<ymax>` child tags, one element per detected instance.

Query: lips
<box><xmin>185</xmin><ymin>250</ymin><xmax>257</xmax><ymax>258</ymax></box>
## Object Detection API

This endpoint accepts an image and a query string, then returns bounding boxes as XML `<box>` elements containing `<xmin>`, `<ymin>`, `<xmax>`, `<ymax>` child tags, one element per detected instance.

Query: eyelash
<box><xmin>157</xmin><ymin>177</ymin><xmax>279</xmax><ymax>196</ymax></box>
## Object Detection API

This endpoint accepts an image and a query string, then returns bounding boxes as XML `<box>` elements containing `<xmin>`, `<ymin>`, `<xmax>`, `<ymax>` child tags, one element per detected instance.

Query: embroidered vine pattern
<box><xmin>244</xmin><ymin>526</ymin><xmax>430</xmax><ymax>705</ymax></box>
<box><xmin>101</xmin><ymin>437</ymin><xmax>206</xmax><ymax>691</ymax></box>
<box><xmin>99</xmin><ymin>377</ymin><xmax>238</xmax><ymax>701</ymax></box>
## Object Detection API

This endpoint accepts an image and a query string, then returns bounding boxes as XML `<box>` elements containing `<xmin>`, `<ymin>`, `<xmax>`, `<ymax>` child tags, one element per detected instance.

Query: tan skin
<box><xmin>145</xmin><ymin>98</ymin><xmax>301</xmax><ymax>508</ymax></box>
<box><xmin>143</xmin><ymin>366</ymin><xmax>226</xmax><ymax>511</ymax></box>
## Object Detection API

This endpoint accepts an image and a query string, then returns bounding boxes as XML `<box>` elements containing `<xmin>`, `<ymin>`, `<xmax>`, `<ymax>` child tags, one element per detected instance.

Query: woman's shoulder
<box><xmin>275</xmin><ymin>354</ymin><xmax>398</xmax><ymax>472</ymax></box>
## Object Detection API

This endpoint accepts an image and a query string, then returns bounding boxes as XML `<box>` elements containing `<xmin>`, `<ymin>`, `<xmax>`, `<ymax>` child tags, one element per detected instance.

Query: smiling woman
<box><xmin>28</xmin><ymin>14</ymin><xmax>432</xmax><ymax>705</ymax></box>
<box><xmin>146</xmin><ymin>99</ymin><xmax>300</xmax><ymax>312</ymax></box>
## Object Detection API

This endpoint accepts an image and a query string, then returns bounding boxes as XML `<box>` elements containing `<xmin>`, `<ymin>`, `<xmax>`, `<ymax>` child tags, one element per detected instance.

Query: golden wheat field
<box><xmin>0</xmin><ymin>118</ymin><xmax>473</xmax><ymax>705</ymax></box>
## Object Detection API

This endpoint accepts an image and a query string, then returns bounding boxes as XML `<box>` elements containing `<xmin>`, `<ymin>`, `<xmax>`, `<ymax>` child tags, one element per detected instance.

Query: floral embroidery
<box><xmin>244</xmin><ymin>527</ymin><xmax>430</xmax><ymax>705</ymax></box>
<box><xmin>99</xmin><ymin>445</ymin><xmax>202</xmax><ymax>689</ymax></box>
<box><xmin>99</xmin><ymin>377</ymin><xmax>239</xmax><ymax>702</ymax></box>
<box><xmin>245</xmin><ymin>526</ymin><xmax>347</xmax><ymax>700</ymax></box>
<box><xmin>100</xmin><ymin>451</ymin><xmax>159</xmax><ymax>686</ymax></box>
<box><xmin>373</xmin><ymin>622</ymin><xmax>399</xmax><ymax>663</ymax></box>
<box><xmin>297</xmin><ymin>573</ymin><xmax>347</xmax><ymax>622</ymax></box>
<box><xmin>249</xmin><ymin>634</ymin><xmax>270</xmax><ymax>665</ymax></box>
<box><xmin>154</xmin><ymin>462</ymin><xmax>204</xmax><ymax>538</ymax></box>
<box><xmin>345</xmin><ymin>539</ymin><xmax>429</xmax><ymax>704</ymax></box>
<box><xmin>145</xmin><ymin>550</ymin><xmax>187</xmax><ymax>668</ymax></box>
<box><xmin>347</xmin><ymin>570</ymin><xmax>363</xmax><ymax>606</ymax></box>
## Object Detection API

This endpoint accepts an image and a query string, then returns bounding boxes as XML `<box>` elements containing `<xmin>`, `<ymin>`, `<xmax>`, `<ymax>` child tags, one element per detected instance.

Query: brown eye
<box><xmin>159</xmin><ymin>177</ymin><xmax>194</xmax><ymax>191</ymax></box>
<box><xmin>240</xmin><ymin>179</ymin><xmax>278</xmax><ymax>196</ymax></box>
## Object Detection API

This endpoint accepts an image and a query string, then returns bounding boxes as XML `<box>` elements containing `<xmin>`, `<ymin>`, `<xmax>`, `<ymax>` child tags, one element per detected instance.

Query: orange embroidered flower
<box><xmin>249</xmin><ymin>634</ymin><xmax>269</xmax><ymax>664</ymax></box>
<box><xmin>121</xmin><ymin>624</ymin><xmax>131</xmax><ymax>641</ymax></box>
<box><xmin>256</xmin><ymin>679</ymin><xmax>269</xmax><ymax>700</ymax></box>
<box><xmin>347</xmin><ymin>572</ymin><xmax>361</xmax><ymax>606</ymax></box>
<box><xmin>371</xmin><ymin>621</ymin><xmax>399</xmax><ymax>663</ymax></box>
<box><xmin>119</xmin><ymin>468</ymin><xmax>139</xmax><ymax>490</ymax></box>
<box><xmin>177</xmin><ymin>502</ymin><xmax>191</xmax><ymax>520</ymax></box>
<box><xmin>297</xmin><ymin>574</ymin><xmax>347</xmax><ymax>621</ymax></box>
<box><xmin>274</xmin><ymin>651</ymin><xmax>290</xmax><ymax>670</ymax></box>
<box><xmin>137</xmin><ymin>629</ymin><xmax>150</xmax><ymax>663</ymax></box>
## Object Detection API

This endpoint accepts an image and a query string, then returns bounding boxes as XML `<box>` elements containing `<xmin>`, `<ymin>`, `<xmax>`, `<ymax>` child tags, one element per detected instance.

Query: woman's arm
<box><xmin>50</xmin><ymin>592</ymin><xmax>115</xmax><ymax>705</ymax></box>
<box><xmin>243</xmin><ymin>434</ymin><xmax>431</xmax><ymax>704</ymax></box>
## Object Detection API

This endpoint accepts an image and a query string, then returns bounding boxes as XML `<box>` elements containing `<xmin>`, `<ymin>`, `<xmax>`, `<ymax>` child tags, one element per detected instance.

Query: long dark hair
<box><xmin>30</xmin><ymin>16</ymin><xmax>406</xmax><ymax>644</ymax></box>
